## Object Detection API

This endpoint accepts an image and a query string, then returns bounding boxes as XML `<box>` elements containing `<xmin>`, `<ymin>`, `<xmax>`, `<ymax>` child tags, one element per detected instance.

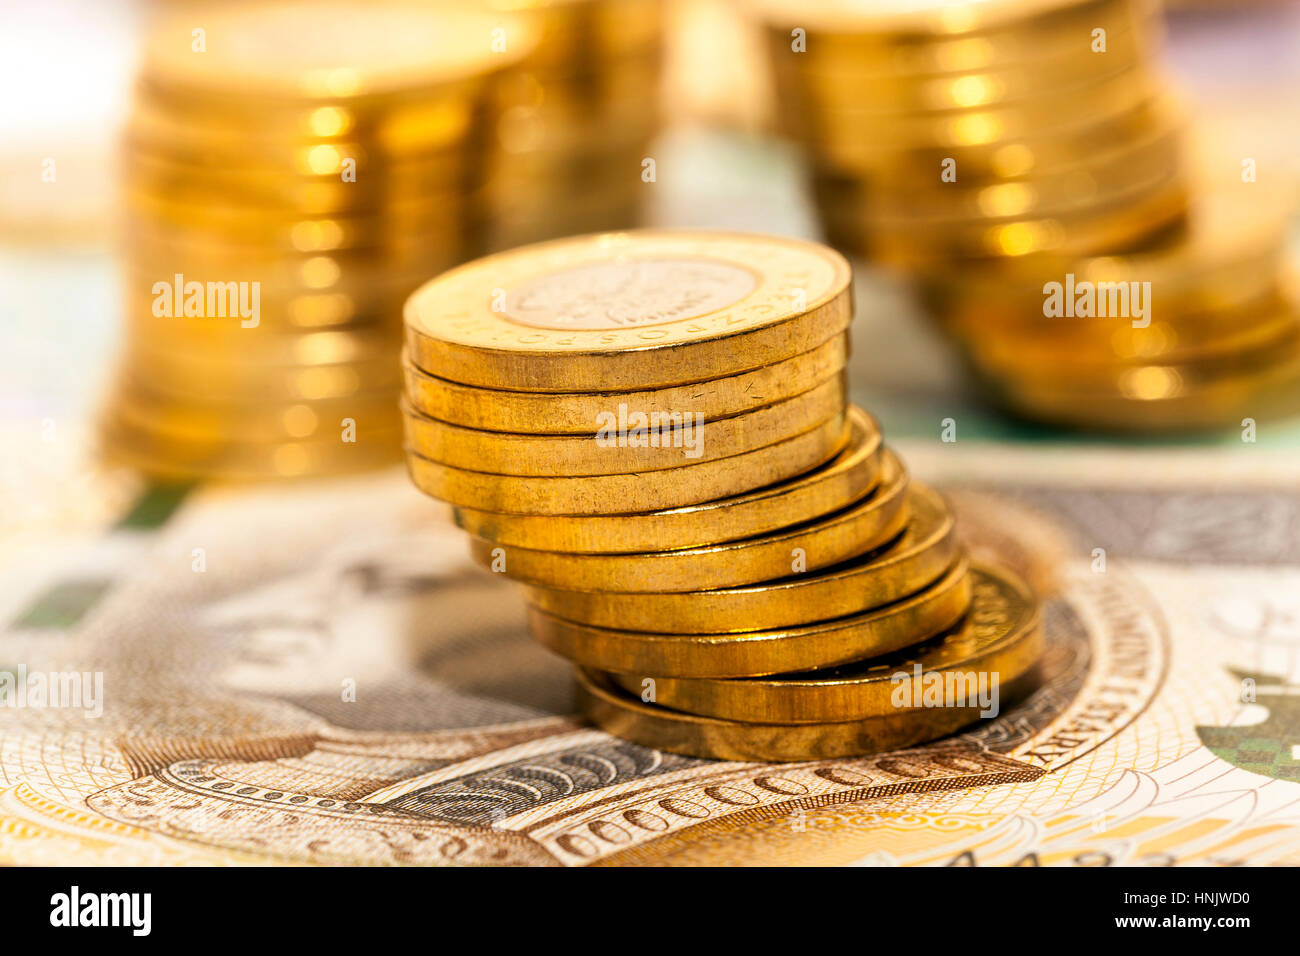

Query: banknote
<box><xmin>1</xmin><ymin>456</ymin><xmax>1298</xmax><ymax>867</ymax></box>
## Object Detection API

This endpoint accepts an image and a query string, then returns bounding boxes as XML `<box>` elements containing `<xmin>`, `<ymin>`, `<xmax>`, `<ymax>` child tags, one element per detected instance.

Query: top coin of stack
<box><xmin>754</xmin><ymin>0</ymin><xmax>1187</xmax><ymax>267</ymax></box>
<box><xmin>402</xmin><ymin>230</ymin><xmax>1045</xmax><ymax>761</ymax></box>
<box><xmin>485</xmin><ymin>0</ymin><xmax>665</xmax><ymax>250</ymax></box>
<box><xmin>102</xmin><ymin>1</ymin><xmax>535</xmax><ymax>481</ymax></box>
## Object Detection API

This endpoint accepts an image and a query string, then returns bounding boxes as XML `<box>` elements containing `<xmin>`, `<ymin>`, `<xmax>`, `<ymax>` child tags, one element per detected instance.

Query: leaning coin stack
<box><xmin>402</xmin><ymin>230</ymin><xmax>1044</xmax><ymax>761</ymax></box>
<box><xmin>101</xmin><ymin>2</ymin><xmax>533</xmax><ymax>481</ymax></box>
<box><xmin>485</xmin><ymin>0</ymin><xmax>665</xmax><ymax>250</ymax></box>
<box><xmin>755</xmin><ymin>0</ymin><xmax>1187</xmax><ymax>267</ymax></box>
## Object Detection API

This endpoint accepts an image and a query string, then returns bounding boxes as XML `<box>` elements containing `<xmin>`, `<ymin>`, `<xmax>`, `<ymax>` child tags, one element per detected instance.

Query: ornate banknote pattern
<box><xmin>1</xmin><ymin>464</ymin><xmax>1297</xmax><ymax>866</ymax></box>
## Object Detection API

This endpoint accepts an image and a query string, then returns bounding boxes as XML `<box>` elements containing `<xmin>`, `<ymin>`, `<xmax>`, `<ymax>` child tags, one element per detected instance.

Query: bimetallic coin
<box><xmin>406</xmin><ymin>411</ymin><xmax>849</xmax><ymax>515</ymax></box>
<box><xmin>472</xmin><ymin>449</ymin><xmax>911</xmax><ymax>592</ymax></box>
<box><xmin>524</xmin><ymin>477</ymin><xmax>958</xmax><ymax>632</ymax></box>
<box><xmin>451</xmin><ymin>404</ymin><xmax>880</xmax><ymax>552</ymax></box>
<box><xmin>574</xmin><ymin>657</ymin><xmax>1040</xmax><ymax>763</ymax></box>
<box><xmin>531</xmin><ymin>554</ymin><xmax>971</xmax><ymax>679</ymax></box>
<box><xmin>403</xmin><ymin>230</ymin><xmax>853</xmax><ymax>391</ymax></box>
<box><xmin>403</xmin><ymin>333</ymin><xmax>848</xmax><ymax>433</ymax></box>
<box><xmin>606</xmin><ymin>563</ymin><xmax>1042</xmax><ymax>724</ymax></box>
<box><xmin>403</xmin><ymin>373</ymin><xmax>845</xmax><ymax>477</ymax></box>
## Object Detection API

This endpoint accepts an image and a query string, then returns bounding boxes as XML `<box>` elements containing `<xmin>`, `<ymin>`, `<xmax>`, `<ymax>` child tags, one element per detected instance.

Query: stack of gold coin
<box><xmin>754</xmin><ymin>0</ymin><xmax>1300</xmax><ymax>431</ymax></box>
<box><xmin>402</xmin><ymin>229</ymin><xmax>1045</xmax><ymax>761</ymax></box>
<box><xmin>484</xmin><ymin>0</ymin><xmax>665</xmax><ymax>250</ymax></box>
<box><xmin>101</xmin><ymin>1</ymin><xmax>535</xmax><ymax>481</ymax></box>
<box><xmin>920</xmin><ymin>187</ymin><xmax>1300</xmax><ymax>430</ymax></box>
<box><xmin>754</xmin><ymin>0</ymin><xmax>1187</xmax><ymax>266</ymax></box>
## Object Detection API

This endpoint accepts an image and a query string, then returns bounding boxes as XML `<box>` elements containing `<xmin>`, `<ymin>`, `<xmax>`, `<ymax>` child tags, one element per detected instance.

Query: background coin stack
<box><xmin>101</xmin><ymin>1</ymin><xmax>533</xmax><ymax>481</ymax></box>
<box><xmin>751</xmin><ymin>0</ymin><xmax>1300</xmax><ymax>431</ymax></box>
<box><xmin>755</xmin><ymin>0</ymin><xmax>1186</xmax><ymax>267</ymax></box>
<box><xmin>485</xmin><ymin>0</ymin><xmax>665</xmax><ymax>250</ymax></box>
<box><xmin>402</xmin><ymin>229</ymin><xmax>1044</xmax><ymax>762</ymax></box>
<box><xmin>920</xmin><ymin>187</ymin><xmax>1300</xmax><ymax>430</ymax></box>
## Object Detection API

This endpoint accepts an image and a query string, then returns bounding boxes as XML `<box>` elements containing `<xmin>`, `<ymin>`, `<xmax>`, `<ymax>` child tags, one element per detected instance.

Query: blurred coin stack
<box><xmin>757</xmin><ymin>0</ymin><xmax>1185</xmax><ymax>266</ymax></box>
<box><xmin>102</xmin><ymin>2</ymin><xmax>533</xmax><ymax>481</ymax></box>
<box><xmin>922</xmin><ymin>188</ymin><xmax>1300</xmax><ymax>430</ymax></box>
<box><xmin>753</xmin><ymin>0</ymin><xmax>1300</xmax><ymax>430</ymax></box>
<box><xmin>402</xmin><ymin>230</ymin><xmax>1043</xmax><ymax>761</ymax></box>
<box><xmin>485</xmin><ymin>0</ymin><xmax>665</xmax><ymax>250</ymax></box>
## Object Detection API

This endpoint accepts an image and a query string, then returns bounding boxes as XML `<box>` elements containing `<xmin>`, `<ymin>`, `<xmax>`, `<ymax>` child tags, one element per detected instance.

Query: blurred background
<box><xmin>4</xmin><ymin>0</ymin><xmax>1300</xmax><ymax>542</ymax></box>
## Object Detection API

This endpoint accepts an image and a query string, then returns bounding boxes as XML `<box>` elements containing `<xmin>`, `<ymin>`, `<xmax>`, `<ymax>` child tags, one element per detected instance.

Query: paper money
<box><xmin>1</xmin><ymin>459</ymin><xmax>1297</xmax><ymax>866</ymax></box>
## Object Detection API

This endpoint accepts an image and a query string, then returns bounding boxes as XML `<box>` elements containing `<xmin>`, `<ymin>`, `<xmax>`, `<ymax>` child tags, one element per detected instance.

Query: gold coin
<box><xmin>118</xmin><ymin>348</ymin><xmax>401</xmax><ymax>402</ymax></box>
<box><xmin>403</xmin><ymin>230</ymin><xmax>853</xmax><ymax>391</ymax></box>
<box><xmin>123</xmin><ymin>137</ymin><xmax>477</xmax><ymax>202</ymax></box>
<box><xmin>532</xmin><ymin>552</ymin><xmax>971</xmax><ymax>679</ymax></box>
<box><xmin>126</xmin><ymin>206</ymin><xmax>472</xmax><ymax>257</ymax></box>
<box><xmin>100</xmin><ymin>415</ymin><xmax>401</xmax><ymax>482</ymax></box>
<box><xmin>403</xmin><ymin>373</ymin><xmax>844</xmax><ymax>477</ymax></box>
<box><xmin>140</xmin><ymin>2</ymin><xmax>534</xmax><ymax>105</ymax></box>
<box><xmin>121</xmin><ymin>233</ymin><xmax>457</xmax><ymax>295</ymax></box>
<box><xmin>754</xmin><ymin>0</ymin><xmax>1153</xmax><ymax>68</ymax></box>
<box><xmin>470</xmin><ymin>448</ymin><xmax>910</xmax><ymax>592</ymax></box>
<box><xmin>125</xmin><ymin>95</ymin><xmax>477</xmax><ymax>166</ymax></box>
<box><xmin>801</xmin><ymin>66</ymin><xmax>1159</xmax><ymax>156</ymax></box>
<box><xmin>606</xmin><ymin>563</ymin><xmax>1041</xmax><ymax>725</ymax></box>
<box><xmin>834</xmin><ymin>173</ymin><xmax>1188</xmax><ymax>264</ymax></box>
<box><xmin>123</xmin><ymin>280</ymin><xmax>415</xmax><ymax>334</ymax></box>
<box><xmin>403</xmin><ymin>334</ymin><xmax>847</xmax><ymax>433</ymax></box>
<box><xmin>923</xmin><ymin>184</ymin><xmax>1293</xmax><ymax>326</ymax></box>
<box><xmin>574</xmin><ymin>660</ymin><xmax>1040</xmax><ymax>763</ymax></box>
<box><xmin>406</xmin><ymin>410</ymin><xmax>848</xmax><ymax>515</ymax></box>
<box><xmin>986</xmin><ymin>333</ymin><xmax>1300</xmax><ymax>431</ymax></box>
<box><xmin>770</xmin><ymin>23</ymin><xmax>1154</xmax><ymax>112</ymax></box>
<box><xmin>811</xmin><ymin>94</ymin><xmax>1170</xmax><ymax>182</ymax></box>
<box><xmin>525</xmin><ymin>476</ymin><xmax>958</xmax><ymax>631</ymax></box>
<box><xmin>124</xmin><ymin>322</ymin><xmax>398</xmax><ymax>366</ymax></box>
<box><xmin>966</xmin><ymin>305</ymin><xmax>1300</xmax><ymax>381</ymax></box>
<box><xmin>126</xmin><ymin>184</ymin><xmax>476</xmax><ymax>242</ymax></box>
<box><xmin>106</xmin><ymin>379</ymin><xmax>399</xmax><ymax>444</ymax></box>
<box><xmin>819</xmin><ymin>116</ymin><xmax>1181</xmax><ymax>224</ymax></box>
<box><xmin>451</xmin><ymin>404</ymin><xmax>881</xmax><ymax>552</ymax></box>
